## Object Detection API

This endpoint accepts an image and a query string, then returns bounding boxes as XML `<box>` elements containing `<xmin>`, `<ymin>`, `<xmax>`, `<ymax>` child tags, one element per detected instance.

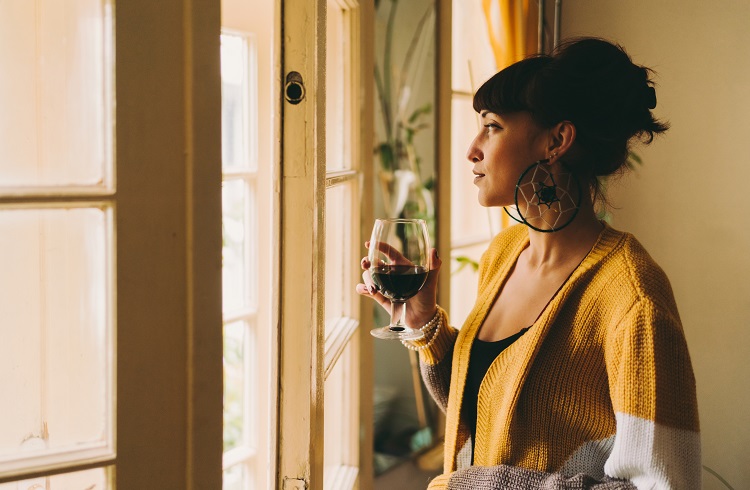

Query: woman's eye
<box><xmin>484</xmin><ymin>123</ymin><xmax>501</xmax><ymax>132</ymax></box>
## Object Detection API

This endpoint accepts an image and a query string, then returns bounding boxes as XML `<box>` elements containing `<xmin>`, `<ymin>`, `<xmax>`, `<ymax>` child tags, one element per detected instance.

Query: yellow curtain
<box><xmin>482</xmin><ymin>0</ymin><xmax>539</xmax><ymax>70</ymax></box>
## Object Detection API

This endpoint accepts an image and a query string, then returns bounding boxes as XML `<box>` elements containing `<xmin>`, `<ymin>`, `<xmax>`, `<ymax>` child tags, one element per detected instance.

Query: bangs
<box><xmin>472</xmin><ymin>55</ymin><xmax>551</xmax><ymax>116</ymax></box>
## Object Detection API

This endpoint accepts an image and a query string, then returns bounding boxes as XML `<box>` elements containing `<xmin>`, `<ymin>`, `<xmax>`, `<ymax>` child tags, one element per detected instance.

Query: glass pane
<box><xmin>451</xmin><ymin>97</ymin><xmax>499</xmax><ymax>244</ymax></box>
<box><xmin>324</xmin><ymin>341</ymin><xmax>356</xmax><ymax>485</ymax></box>
<box><xmin>223</xmin><ymin>320</ymin><xmax>250</xmax><ymax>452</ymax></box>
<box><xmin>221</xmin><ymin>33</ymin><xmax>257</xmax><ymax>171</ymax></box>
<box><xmin>0</xmin><ymin>207</ymin><xmax>113</xmax><ymax>470</ymax></box>
<box><xmin>223</xmin><ymin>179</ymin><xmax>255</xmax><ymax>313</ymax></box>
<box><xmin>450</xmin><ymin>242</ymin><xmax>487</xmax><ymax>327</ymax></box>
<box><xmin>324</xmin><ymin>185</ymin><xmax>350</xmax><ymax>337</ymax></box>
<box><xmin>326</xmin><ymin>0</ymin><xmax>348</xmax><ymax>171</ymax></box>
<box><xmin>223</xmin><ymin>462</ymin><xmax>248</xmax><ymax>490</ymax></box>
<box><xmin>451</xmin><ymin>0</ymin><xmax>497</xmax><ymax>93</ymax></box>
<box><xmin>0</xmin><ymin>0</ymin><xmax>114</xmax><ymax>189</ymax></box>
<box><xmin>0</xmin><ymin>465</ymin><xmax>113</xmax><ymax>490</ymax></box>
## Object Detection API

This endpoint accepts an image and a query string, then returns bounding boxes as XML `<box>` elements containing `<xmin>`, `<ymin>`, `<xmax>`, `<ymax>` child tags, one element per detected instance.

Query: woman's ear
<box><xmin>546</xmin><ymin>120</ymin><xmax>576</xmax><ymax>161</ymax></box>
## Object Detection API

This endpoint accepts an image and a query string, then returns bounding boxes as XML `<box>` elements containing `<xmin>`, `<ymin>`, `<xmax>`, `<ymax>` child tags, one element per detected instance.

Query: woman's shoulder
<box><xmin>597</xmin><ymin>226</ymin><xmax>677</xmax><ymax>311</ymax></box>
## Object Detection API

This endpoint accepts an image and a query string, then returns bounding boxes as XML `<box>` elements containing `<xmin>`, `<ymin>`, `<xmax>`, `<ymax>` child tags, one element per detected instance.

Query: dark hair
<box><xmin>473</xmin><ymin>37</ymin><xmax>668</xmax><ymax>198</ymax></box>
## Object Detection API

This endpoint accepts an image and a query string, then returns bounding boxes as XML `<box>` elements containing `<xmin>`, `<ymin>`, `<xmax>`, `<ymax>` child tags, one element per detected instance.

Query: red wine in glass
<box><xmin>370</xmin><ymin>265</ymin><xmax>428</xmax><ymax>301</ymax></box>
<box><xmin>368</xmin><ymin>219</ymin><xmax>430</xmax><ymax>341</ymax></box>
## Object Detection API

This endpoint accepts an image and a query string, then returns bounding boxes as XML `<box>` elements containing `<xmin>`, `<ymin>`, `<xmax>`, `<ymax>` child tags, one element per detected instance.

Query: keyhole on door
<box><xmin>284</xmin><ymin>71</ymin><xmax>305</xmax><ymax>104</ymax></box>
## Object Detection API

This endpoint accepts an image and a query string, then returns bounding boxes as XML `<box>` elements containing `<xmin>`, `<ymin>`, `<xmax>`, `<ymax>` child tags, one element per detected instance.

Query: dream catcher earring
<box><xmin>503</xmin><ymin>158</ymin><xmax>582</xmax><ymax>232</ymax></box>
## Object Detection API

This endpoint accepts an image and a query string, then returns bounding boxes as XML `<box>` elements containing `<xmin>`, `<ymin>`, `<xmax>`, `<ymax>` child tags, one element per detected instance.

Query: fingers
<box><xmin>356</xmin><ymin>271</ymin><xmax>389</xmax><ymax>310</ymax></box>
<box><xmin>360</xmin><ymin>253</ymin><xmax>384</xmax><ymax>271</ymax></box>
<box><xmin>430</xmin><ymin>248</ymin><xmax>442</xmax><ymax>271</ymax></box>
<box><xmin>362</xmin><ymin>244</ymin><xmax>441</xmax><ymax>270</ymax></box>
<box><xmin>356</xmin><ymin>242</ymin><xmax>441</xmax><ymax>315</ymax></box>
<box><xmin>424</xmin><ymin>247</ymin><xmax>442</xmax><ymax>292</ymax></box>
<box><xmin>366</xmin><ymin>240</ymin><xmax>411</xmax><ymax>265</ymax></box>
<box><xmin>361</xmin><ymin>269</ymin><xmax>376</xmax><ymax>294</ymax></box>
<box><xmin>360</xmin><ymin>256</ymin><xmax>371</xmax><ymax>270</ymax></box>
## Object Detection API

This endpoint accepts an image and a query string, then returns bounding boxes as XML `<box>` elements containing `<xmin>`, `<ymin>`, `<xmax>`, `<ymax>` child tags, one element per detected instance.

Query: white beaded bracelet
<box><xmin>418</xmin><ymin>310</ymin><xmax>441</xmax><ymax>332</ymax></box>
<box><xmin>401</xmin><ymin>310</ymin><xmax>442</xmax><ymax>351</ymax></box>
<box><xmin>402</xmin><ymin>317</ymin><xmax>441</xmax><ymax>351</ymax></box>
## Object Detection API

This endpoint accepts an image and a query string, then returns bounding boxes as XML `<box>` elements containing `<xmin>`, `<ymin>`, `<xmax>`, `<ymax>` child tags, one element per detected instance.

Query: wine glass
<box><xmin>368</xmin><ymin>218</ymin><xmax>431</xmax><ymax>341</ymax></box>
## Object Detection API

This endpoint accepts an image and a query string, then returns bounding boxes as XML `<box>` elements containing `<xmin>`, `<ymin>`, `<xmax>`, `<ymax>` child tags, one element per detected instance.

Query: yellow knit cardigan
<box><xmin>413</xmin><ymin>224</ymin><xmax>700</xmax><ymax>489</ymax></box>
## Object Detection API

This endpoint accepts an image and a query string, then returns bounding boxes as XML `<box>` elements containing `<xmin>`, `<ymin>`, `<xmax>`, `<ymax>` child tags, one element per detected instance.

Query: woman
<box><xmin>358</xmin><ymin>38</ymin><xmax>700</xmax><ymax>489</ymax></box>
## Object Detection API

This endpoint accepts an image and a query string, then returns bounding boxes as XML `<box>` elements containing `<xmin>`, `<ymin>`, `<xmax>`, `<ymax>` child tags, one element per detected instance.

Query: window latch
<box><xmin>284</xmin><ymin>71</ymin><xmax>306</xmax><ymax>105</ymax></box>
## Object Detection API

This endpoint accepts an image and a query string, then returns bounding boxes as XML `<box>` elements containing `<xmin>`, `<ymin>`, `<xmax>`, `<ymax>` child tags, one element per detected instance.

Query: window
<box><xmin>324</xmin><ymin>1</ymin><xmax>368</xmax><ymax>486</ymax></box>
<box><xmin>2</xmin><ymin>0</ymin><xmax>224</xmax><ymax>487</ymax></box>
<box><xmin>277</xmin><ymin>0</ymin><xmax>374</xmax><ymax>488</ymax></box>
<box><xmin>0</xmin><ymin>0</ymin><xmax>115</xmax><ymax>485</ymax></box>
<box><xmin>449</xmin><ymin>0</ymin><xmax>504</xmax><ymax>324</ymax></box>
<box><xmin>220</xmin><ymin>0</ymin><xmax>276</xmax><ymax>487</ymax></box>
<box><xmin>1</xmin><ymin>0</ymin><xmax>374</xmax><ymax>487</ymax></box>
<box><xmin>220</xmin><ymin>31</ymin><xmax>261</xmax><ymax>488</ymax></box>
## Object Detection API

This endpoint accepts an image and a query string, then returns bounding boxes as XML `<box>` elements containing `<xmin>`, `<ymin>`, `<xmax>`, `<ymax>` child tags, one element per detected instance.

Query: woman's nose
<box><xmin>466</xmin><ymin>137</ymin><xmax>483</xmax><ymax>163</ymax></box>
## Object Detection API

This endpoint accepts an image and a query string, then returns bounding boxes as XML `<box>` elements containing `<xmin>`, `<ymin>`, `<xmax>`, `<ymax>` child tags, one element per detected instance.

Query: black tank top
<box><xmin>463</xmin><ymin>327</ymin><xmax>530</xmax><ymax>464</ymax></box>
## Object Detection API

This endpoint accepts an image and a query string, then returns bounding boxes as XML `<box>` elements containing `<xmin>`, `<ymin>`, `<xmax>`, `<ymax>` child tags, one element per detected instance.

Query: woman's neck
<box><xmin>521</xmin><ymin>202</ymin><xmax>604</xmax><ymax>273</ymax></box>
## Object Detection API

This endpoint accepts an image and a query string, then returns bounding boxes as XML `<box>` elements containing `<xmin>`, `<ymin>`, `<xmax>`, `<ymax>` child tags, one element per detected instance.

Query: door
<box><xmin>0</xmin><ymin>0</ymin><xmax>373</xmax><ymax>487</ymax></box>
<box><xmin>277</xmin><ymin>0</ymin><xmax>374</xmax><ymax>489</ymax></box>
<box><xmin>0</xmin><ymin>0</ymin><xmax>223</xmax><ymax>488</ymax></box>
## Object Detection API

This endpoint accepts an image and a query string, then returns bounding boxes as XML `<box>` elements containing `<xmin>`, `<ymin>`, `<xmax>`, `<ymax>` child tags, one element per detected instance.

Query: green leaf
<box><xmin>376</xmin><ymin>143</ymin><xmax>395</xmax><ymax>171</ymax></box>
<box><xmin>454</xmin><ymin>255</ymin><xmax>479</xmax><ymax>274</ymax></box>
<box><xmin>408</xmin><ymin>103</ymin><xmax>433</xmax><ymax>124</ymax></box>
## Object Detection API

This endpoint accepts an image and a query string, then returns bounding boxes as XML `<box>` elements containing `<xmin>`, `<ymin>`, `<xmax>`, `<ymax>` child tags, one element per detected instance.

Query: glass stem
<box><xmin>390</xmin><ymin>301</ymin><xmax>407</xmax><ymax>330</ymax></box>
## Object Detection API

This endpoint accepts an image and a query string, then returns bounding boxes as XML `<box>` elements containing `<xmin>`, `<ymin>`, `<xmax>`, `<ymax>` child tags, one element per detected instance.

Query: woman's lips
<box><xmin>473</xmin><ymin>172</ymin><xmax>485</xmax><ymax>184</ymax></box>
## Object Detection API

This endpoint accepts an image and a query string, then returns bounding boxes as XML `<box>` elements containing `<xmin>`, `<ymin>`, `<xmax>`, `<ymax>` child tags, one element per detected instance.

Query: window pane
<box><xmin>451</xmin><ymin>0</ymin><xmax>496</xmax><ymax>92</ymax></box>
<box><xmin>326</xmin><ymin>0</ymin><xmax>349</xmax><ymax>171</ymax></box>
<box><xmin>223</xmin><ymin>462</ymin><xmax>248</xmax><ymax>490</ymax></box>
<box><xmin>450</xmin><ymin>242</ymin><xmax>487</xmax><ymax>327</ymax></box>
<box><xmin>223</xmin><ymin>179</ymin><xmax>255</xmax><ymax>313</ymax></box>
<box><xmin>223</xmin><ymin>320</ymin><xmax>250</xmax><ymax>452</ymax></box>
<box><xmin>324</xmin><ymin>184</ymin><xmax>351</xmax><ymax>337</ymax></box>
<box><xmin>451</xmin><ymin>97</ymin><xmax>500</xmax><ymax>244</ymax></box>
<box><xmin>324</xmin><ymin>341</ymin><xmax>357</xmax><ymax>488</ymax></box>
<box><xmin>0</xmin><ymin>465</ymin><xmax>113</xmax><ymax>490</ymax></box>
<box><xmin>0</xmin><ymin>207</ymin><xmax>113</xmax><ymax>470</ymax></box>
<box><xmin>221</xmin><ymin>25</ymin><xmax>263</xmax><ymax>490</ymax></box>
<box><xmin>221</xmin><ymin>33</ymin><xmax>256</xmax><ymax>171</ymax></box>
<box><xmin>0</xmin><ymin>0</ymin><xmax>114</xmax><ymax>188</ymax></box>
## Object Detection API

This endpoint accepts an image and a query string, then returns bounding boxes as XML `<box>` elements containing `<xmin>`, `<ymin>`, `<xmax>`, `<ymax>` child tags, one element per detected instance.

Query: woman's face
<box><xmin>466</xmin><ymin>110</ymin><xmax>549</xmax><ymax>207</ymax></box>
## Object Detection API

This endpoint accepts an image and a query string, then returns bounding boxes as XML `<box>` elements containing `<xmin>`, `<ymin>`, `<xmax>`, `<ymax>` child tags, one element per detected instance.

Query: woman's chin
<box><xmin>477</xmin><ymin>193</ymin><xmax>509</xmax><ymax>208</ymax></box>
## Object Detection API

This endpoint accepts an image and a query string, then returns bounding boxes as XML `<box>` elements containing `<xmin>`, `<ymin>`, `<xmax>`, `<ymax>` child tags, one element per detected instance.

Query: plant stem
<box><xmin>374</xmin><ymin>63</ymin><xmax>393</xmax><ymax>148</ymax></box>
<box><xmin>383</xmin><ymin>0</ymin><xmax>398</xmax><ymax>142</ymax></box>
<box><xmin>397</xmin><ymin>2</ymin><xmax>435</xmax><ymax>118</ymax></box>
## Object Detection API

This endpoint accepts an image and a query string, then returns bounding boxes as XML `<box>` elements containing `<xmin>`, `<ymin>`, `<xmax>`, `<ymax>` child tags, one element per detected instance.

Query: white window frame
<box><xmin>277</xmin><ymin>0</ymin><xmax>374</xmax><ymax>489</ymax></box>
<box><xmin>220</xmin><ymin>0</ymin><xmax>280</xmax><ymax>487</ymax></box>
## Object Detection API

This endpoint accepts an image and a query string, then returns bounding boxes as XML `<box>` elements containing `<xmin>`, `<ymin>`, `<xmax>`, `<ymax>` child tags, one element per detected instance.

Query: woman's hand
<box><xmin>355</xmin><ymin>242</ymin><xmax>442</xmax><ymax>328</ymax></box>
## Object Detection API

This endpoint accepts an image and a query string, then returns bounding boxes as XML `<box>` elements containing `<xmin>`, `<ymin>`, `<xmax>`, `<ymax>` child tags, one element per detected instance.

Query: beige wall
<box><xmin>561</xmin><ymin>1</ymin><xmax>750</xmax><ymax>488</ymax></box>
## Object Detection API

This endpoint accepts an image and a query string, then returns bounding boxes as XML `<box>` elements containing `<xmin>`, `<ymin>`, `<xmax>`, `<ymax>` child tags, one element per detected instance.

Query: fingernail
<box><xmin>435</xmin><ymin>250</ymin><xmax>440</xmax><ymax>259</ymax></box>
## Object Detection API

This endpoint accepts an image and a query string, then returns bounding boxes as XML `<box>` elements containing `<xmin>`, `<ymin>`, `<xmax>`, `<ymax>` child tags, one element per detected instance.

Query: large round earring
<box><xmin>503</xmin><ymin>159</ymin><xmax>582</xmax><ymax>232</ymax></box>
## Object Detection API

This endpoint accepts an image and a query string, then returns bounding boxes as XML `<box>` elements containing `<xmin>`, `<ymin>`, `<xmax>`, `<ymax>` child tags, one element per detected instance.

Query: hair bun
<box><xmin>644</xmin><ymin>86</ymin><xmax>657</xmax><ymax>109</ymax></box>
